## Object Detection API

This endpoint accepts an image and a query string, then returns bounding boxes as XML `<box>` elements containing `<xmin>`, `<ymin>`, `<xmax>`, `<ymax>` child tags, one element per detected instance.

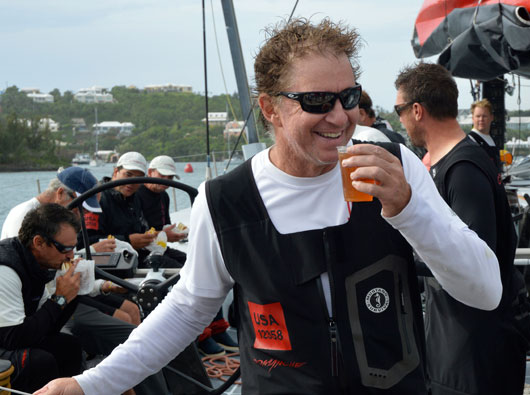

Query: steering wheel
<box><xmin>66</xmin><ymin>176</ymin><xmax>240</xmax><ymax>394</ymax></box>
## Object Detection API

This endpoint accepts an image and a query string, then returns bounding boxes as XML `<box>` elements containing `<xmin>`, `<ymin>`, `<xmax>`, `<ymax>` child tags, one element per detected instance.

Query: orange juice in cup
<box><xmin>337</xmin><ymin>146</ymin><xmax>374</xmax><ymax>202</ymax></box>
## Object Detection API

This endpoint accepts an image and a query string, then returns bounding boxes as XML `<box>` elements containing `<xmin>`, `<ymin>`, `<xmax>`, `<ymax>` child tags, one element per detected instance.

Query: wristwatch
<box><xmin>50</xmin><ymin>294</ymin><xmax>67</xmax><ymax>310</ymax></box>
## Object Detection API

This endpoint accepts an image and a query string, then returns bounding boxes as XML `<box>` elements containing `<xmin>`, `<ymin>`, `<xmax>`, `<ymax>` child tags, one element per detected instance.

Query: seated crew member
<box><xmin>83</xmin><ymin>151</ymin><xmax>183</xmax><ymax>268</ymax></box>
<box><xmin>1</xmin><ymin>169</ymin><xmax>167</xmax><ymax>394</ymax></box>
<box><xmin>1</xmin><ymin>167</ymin><xmax>139</xmax><ymax>325</ymax></box>
<box><xmin>136</xmin><ymin>155</ymin><xmax>237</xmax><ymax>355</ymax></box>
<box><xmin>0</xmin><ymin>204</ymin><xmax>83</xmax><ymax>393</ymax></box>
<box><xmin>135</xmin><ymin>155</ymin><xmax>187</xmax><ymax>267</ymax></box>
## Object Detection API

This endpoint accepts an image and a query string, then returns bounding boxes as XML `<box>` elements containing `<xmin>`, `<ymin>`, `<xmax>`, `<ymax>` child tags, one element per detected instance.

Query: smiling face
<box><xmin>472</xmin><ymin>106</ymin><xmax>493</xmax><ymax>135</ymax></box>
<box><xmin>266</xmin><ymin>53</ymin><xmax>359</xmax><ymax>177</ymax></box>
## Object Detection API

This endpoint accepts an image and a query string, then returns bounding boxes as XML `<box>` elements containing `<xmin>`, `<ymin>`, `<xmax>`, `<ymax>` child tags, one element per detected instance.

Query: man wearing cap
<box><xmin>0</xmin><ymin>167</ymin><xmax>141</xmax><ymax>321</ymax></box>
<box><xmin>85</xmin><ymin>152</ymin><xmax>184</xmax><ymax>268</ymax></box>
<box><xmin>136</xmin><ymin>155</ymin><xmax>183</xmax><ymax>236</ymax></box>
<box><xmin>0</xmin><ymin>167</ymin><xmax>170</xmax><ymax>394</ymax></box>
<box><xmin>84</xmin><ymin>152</ymin><xmax>154</xmax><ymax>255</ymax></box>
<box><xmin>1</xmin><ymin>167</ymin><xmax>105</xmax><ymax>240</ymax></box>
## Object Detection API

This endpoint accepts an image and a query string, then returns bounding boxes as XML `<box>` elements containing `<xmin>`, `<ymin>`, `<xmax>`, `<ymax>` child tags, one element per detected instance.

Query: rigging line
<box><xmin>469</xmin><ymin>79</ymin><xmax>478</xmax><ymax>102</ymax></box>
<box><xmin>288</xmin><ymin>0</ymin><xmax>300</xmax><ymax>22</ymax></box>
<box><xmin>472</xmin><ymin>0</ymin><xmax>483</xmax><ymax>25</ymax></box>
<box><xmin>518</xmin><ymin>75</ymin><xmax>522</xmax><ymax>141</ymax></box>
<box><xmin>210</xmin><ymin>0</ymin><xmax>239</xmax><ymax>122</ymax></box>
<box><xmin>223</xmin><ymin>0</ymin><xmax>300</xmax><ymax>172</ymax></box>
<box><xmin>202</xmin><ymin>0</ymin><xmax>212</xmax><ymax>177</ymax></box>
<box><xmin>224</xmin><ymin>100</ymin><xmax>255</xmax><ymax>174</ymax></box>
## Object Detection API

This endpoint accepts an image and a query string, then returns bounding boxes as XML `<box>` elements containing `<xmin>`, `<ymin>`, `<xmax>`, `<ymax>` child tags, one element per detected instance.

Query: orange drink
<box><xmin>337</xmin><ymin>146</ymin><xmax>374</xmax><ymax>202</ymax></box>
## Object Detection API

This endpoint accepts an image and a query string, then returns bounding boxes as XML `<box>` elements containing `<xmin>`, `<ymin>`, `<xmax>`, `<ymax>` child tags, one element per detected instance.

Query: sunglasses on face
<box><xmin>46</xmin><ymin>236</ymin><xmax>76</xmax><ymax>253</ymax></box>
<box><xmin>394</xmin><ymin>101</ymin><xmax>416</xmax><ymax>117</ymax></box>
<box><xmin>278</xmin><ymin>85</ymin><xmax>362</xmax><ymax>114</ymax></box>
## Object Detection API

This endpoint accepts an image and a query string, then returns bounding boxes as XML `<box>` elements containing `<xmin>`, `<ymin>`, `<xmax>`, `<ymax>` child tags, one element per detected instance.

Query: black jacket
<box><xmin>82</xmin><ymin>178</ymin><xmax>149</xmax><ymax>247</ymax></box>
<box><xmin>0</xmin><ymin>238</ymin><xmax>77</xmax><ymax>350</ymax></box>
<box><xmin>135</xmin><ymin>185</ymin><xmax>171</xmax><ymax>231</ymax></box>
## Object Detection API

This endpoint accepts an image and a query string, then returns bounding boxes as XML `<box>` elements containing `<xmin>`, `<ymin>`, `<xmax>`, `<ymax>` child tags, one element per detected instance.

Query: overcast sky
<box><xmin>1</xmin><ymin>0</ymin><xmax>527</xmax><ymax>112</ymax></box>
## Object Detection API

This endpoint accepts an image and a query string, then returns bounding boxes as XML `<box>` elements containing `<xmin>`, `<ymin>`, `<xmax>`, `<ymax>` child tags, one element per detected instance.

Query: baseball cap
<box><xmin>57</xmin><ymin>167</ymin><xmax>101</xmax><ymax>213</ymax></box>
<box><xmin>117</xmin><ymin>152</ymin><xmax>147</xmax><ymax>174</ymax></box>
<box><xmin>149</xmin><ymin>155</ymin><xmax>178</xmax><ymax>177</ymax></box>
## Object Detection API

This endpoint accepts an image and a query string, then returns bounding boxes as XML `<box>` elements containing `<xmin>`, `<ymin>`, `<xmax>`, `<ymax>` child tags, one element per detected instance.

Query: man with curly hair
<box><xmin>38</xmin><ymin>19</ymin><xmax>501</xmax><ymax>395</ymax></box>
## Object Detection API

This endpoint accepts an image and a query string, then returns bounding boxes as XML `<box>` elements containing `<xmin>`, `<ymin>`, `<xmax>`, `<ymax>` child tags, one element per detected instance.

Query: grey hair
<box><xmin>47</xmin><ymin>178</ymin><xmax>75</xmax><ymax>196</ymax></box>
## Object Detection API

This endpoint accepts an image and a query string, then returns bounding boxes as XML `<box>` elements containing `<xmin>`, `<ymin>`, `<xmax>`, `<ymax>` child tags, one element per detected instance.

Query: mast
<box><xmin>221</xmin><ymin>0</ymin><xmax>265</xmax><ymax>159</ymax></box>
<box><xmin>94</xmin><ymin>106</ymin><xmax>99</xmax><ymax>156</ymax></box>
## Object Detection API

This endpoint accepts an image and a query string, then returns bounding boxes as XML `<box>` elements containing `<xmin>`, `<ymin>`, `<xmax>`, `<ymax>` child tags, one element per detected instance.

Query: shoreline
<box><xmin>0</xmin><ymin>165</ymin><xmax>64</xmax><ymax>173</ymax></box>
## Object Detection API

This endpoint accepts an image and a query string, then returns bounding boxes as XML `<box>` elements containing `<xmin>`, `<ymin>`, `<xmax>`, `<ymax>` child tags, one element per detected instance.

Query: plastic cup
<box><xmin>337</xmin><ymin>146</ymin><xmax>374</xmax><ymax>202</ymax></box>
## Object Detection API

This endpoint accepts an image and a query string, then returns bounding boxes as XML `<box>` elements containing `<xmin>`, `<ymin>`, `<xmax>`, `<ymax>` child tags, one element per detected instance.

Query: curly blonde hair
<box><xmin>254</xmin><ymin>18</ymin><xmax>361</xmax><ymax>127</ymax></box>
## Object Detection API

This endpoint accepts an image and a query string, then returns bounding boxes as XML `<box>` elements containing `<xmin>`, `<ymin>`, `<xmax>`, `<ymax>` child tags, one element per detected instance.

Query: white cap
<box><xmin>149</xmin><ymin>155</ymin><xmax>177</xmax><ymax>176</ymax></box>
<box><xmin>117</xmin><ymin>152</ymin><xmax>147</xmax><ymax>174</ymax></box>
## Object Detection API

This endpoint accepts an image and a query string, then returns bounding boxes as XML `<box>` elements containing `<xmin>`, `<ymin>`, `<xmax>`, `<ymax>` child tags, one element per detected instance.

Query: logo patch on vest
<box><xmin>84</xmin><ymin>212</ymin><xmax>100</xmax><ymax>230</ymax></box>
<box><xmin>248</xmin><ymin>301</ymin><xmax>292</xmax><ymax>350</ymax></box>
<box><xmin>365</xmin><ymin>287</ymin><xmax>390</xmax><ymax>313</ymax></box>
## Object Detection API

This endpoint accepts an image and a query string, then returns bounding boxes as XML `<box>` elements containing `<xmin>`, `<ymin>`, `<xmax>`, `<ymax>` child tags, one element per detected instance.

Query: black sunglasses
<box><xmin>46</xmin><ymin>236</ymin><xmax>76</xmax><ymax>253</ymax></box>
<box><xmin>394</xmin><ymin>101</ymin><xmax>416</xmax><ymax>116</ymax></box>
<box><xmin>278</xmin><ymin>85</ymin><xmax>362</xmax><ymax>114</ymax></box>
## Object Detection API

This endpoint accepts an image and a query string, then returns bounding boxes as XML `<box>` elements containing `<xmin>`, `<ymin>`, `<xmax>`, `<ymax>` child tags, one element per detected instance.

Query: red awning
<box><xmin>412</xmin><ymin>0</ymin><xmax>530</xmax><ymax>80</ymax></box>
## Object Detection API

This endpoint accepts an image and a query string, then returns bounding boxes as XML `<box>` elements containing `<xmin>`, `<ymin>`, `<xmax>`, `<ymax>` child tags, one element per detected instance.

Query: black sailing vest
<box><xmin>206</xmin><ymin>143</ymin><xmax>428</xmax><ymax>394</ymax></box>
<box><xmin>426</xmin><ymin>137</ymin><xmax>525</xmax><ymax>395</ymax></box>
<box><xmin>468</xmin><ymin>131</ymin><xmax>502</xmax><ymax>172</ymax></box>
<box><xmin>0</xmin><ymin>238</ymin><xmax>56</xmax><ymax>317</ymax></box>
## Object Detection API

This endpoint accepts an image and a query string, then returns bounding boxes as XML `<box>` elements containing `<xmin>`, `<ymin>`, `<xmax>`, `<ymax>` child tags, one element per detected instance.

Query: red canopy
<box><xmin>412</xmin><ymin>0</ymin><xmax>530</xmax><ymax>79</ymax></box>
<box><xmin>415</xmin><ymin>0</ymin><xmax>527</xmax><ymax>46</ymax></box>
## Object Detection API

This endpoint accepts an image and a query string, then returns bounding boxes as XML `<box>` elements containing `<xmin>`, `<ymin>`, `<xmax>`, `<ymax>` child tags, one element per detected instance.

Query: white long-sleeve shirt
<box><xmin>77</xmin><ymin>145</ymin><xmax>501</xmax><ymax>394</ymax></box>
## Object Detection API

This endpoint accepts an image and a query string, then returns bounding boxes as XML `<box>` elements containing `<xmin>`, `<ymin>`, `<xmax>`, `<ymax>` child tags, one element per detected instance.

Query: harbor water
<box><xmin>0</xmin><ymin>160</ymin><xmax>237</xmax><ymax>228</ymax></box>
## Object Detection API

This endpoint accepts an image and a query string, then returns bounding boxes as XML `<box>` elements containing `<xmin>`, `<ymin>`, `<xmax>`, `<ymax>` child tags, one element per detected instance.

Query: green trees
<box><xmin>0</xmin><ymin>85</ymin><xmax>267</xmax><ymax>166</ymax></box>
<box><xmin>0</xmin><ymin>114</ymin><xmax>63</xmax><ymax>169</ymax></box>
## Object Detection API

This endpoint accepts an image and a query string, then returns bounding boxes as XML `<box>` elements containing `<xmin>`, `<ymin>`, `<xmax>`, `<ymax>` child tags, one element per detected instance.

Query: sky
<box><xmin>1</xmin><ymin>0</ymin><xmax>528</xmax><ymax>113</ymax></box>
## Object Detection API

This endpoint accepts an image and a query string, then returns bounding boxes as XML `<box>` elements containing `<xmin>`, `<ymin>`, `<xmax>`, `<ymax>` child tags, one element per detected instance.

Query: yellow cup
<box><xmin>337</xmin><ymin>146</ymin><xmax>374</xmax><ymax>202</ymax></box>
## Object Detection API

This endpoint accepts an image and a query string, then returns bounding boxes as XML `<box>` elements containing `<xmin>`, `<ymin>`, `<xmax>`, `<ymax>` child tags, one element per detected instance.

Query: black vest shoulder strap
<box><xmin>468</xmin><ymin>131</ymin><xmax>502</xmax><ymax>170</ymax></box>
<box><xmin>206</xmin><ymin>160</ymin><xmax>267</xmax><ymax>237</ymax></box>
<box><xmin>433</xmin><ymin>139</ymin><xmax>498</xmax><ymax>200</ymax></box>
<box><xmin>0</xmin><ymin>238</ymin><xmax>39</xmax><ymax>315</ymax></box>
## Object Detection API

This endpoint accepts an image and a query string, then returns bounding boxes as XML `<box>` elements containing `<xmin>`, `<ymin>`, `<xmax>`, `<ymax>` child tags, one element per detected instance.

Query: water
<box><xmin>0</xmin><ymin>160</ymin><xmax>237</xmax><ymax>228</ymax></box>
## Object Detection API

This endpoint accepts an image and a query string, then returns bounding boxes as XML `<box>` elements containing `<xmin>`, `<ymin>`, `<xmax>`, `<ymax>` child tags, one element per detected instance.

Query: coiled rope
<box><xmin>202</xmin><ymin>353</ymin><xmax>241</xmax><ymax>385</ymax></box>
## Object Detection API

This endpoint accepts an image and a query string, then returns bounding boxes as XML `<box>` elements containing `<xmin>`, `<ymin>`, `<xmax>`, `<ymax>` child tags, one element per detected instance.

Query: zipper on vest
<box><xmin>398</xmin><ymin>275</ymin><xmax>411</xmax><ymax>353</ymax></box>
<box><xmin>329</xmin><ymin>319</ymin><xmax>339</xmax><ymax>376</ymax></box>
<box><xmin>322</xmin><ymin>230</ymin><xmax>339</xmax><ymax>377</ymax></box>
<box><xmin>316</xmin><ymin>276</ymin><xmax>339</xmax><ymax>377</ymax></box>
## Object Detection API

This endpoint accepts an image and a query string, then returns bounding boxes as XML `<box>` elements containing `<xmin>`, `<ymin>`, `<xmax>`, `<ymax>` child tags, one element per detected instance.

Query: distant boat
<box><xmin>90</xmin><ymin>155</ymin><xmax>105</xmax><ymax>167</ymax></box>
<box><xmin>71</xmin><ymin>153</ymin><xmax>91</xmax><ymax>165</ymax></box>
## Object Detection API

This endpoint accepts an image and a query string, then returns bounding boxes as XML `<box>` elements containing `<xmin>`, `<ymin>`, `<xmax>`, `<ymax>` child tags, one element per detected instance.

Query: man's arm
<box><xmin>0</xmin><ymin>266</ymin><xmax>77</xmax><ymax>349</ymax></box>
<box><xmin>43</xmin><ymin>186</ymin><xmax>234</xmax><ymax>394</ymax></box>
